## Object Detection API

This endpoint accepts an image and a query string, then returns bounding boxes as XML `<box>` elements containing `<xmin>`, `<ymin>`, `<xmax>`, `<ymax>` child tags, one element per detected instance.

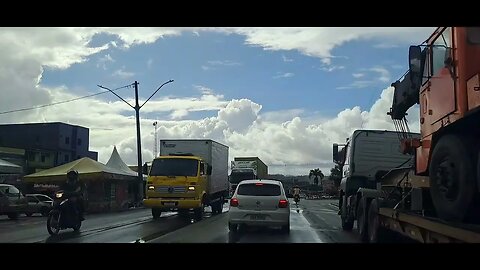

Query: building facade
<box><xmin>0</xmin><ymin>122</ymin><xmax>98</xmax><ymax>174</ymax></box>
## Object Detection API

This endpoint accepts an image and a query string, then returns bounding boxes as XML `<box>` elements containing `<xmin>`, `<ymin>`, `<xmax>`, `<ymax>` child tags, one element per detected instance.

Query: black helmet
<box><xmin>67</xmin><ymin>170</ymin><xmax>78</xmax><ymax>179</ymax></box>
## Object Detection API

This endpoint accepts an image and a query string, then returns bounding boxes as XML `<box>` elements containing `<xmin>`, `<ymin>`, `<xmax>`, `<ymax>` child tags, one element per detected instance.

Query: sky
<box><xmin>0</xmin><ymin>27</ymin><xmax>434</xmax><ymax>176</ymax></box>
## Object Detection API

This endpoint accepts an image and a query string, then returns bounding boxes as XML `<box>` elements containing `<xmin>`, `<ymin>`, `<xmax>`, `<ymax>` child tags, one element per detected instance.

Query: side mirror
<box><xmin>142</xmin><ymin>163</ymin><xmax>148</xmax><ymax>175</ymax></box>
<box><xmin>467</xmin><ymin>27</ymin><xmax>480</xmax><ymax>44</ymax></box>
<box><xmin>333</xmin><ymin>144</ymin><xmax>339</xmax><ymax>163</ymax></box>
<box><xmin>207</xmin><ymin>165</ymin><xmax>212</xmax><ymax>175</ymax></box>
<box><xmin>408</xmin><ymin>45</ymin><xmax>422</xmax><ymax>76</ymax></box>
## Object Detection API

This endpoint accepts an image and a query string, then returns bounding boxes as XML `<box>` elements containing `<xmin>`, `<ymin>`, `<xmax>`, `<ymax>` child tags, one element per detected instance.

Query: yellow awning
<box><xmin>23</xmin><ymin>157</ymin><xmax>138</xmax><ymax>183</ymax></box>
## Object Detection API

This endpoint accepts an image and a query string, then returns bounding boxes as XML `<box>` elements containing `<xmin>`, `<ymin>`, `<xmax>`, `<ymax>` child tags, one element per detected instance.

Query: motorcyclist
<box><xmin>62</xmin><ymin>170</ymin><xmax>85</xmax><ymax>221</ymax></box>
<box><xmin>293</xmin><ymin>185</ymin><xmax>301</xmax><ymax>203</ymax></box>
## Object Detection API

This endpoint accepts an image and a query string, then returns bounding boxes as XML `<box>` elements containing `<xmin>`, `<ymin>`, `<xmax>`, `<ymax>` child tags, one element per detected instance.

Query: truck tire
<box><xmin>212</xmin><ymin>198</ymin><xmax>223</xmax><ymax>215</ymax></box>
<box><xmin>152</xmin><ymin>208</ymin><xmax>162</xmax><ymax>219</ymax></box>
<box><xmin>228</xmin><ymin>222</ymin><xmax>237</xmax><ymax>232</ymax></box>
<box><xmin>367</xmin><ymin>199</ymin><xmax>394</xmax><ymax>243</ymax></box>
<box><xmin>341</xmin><ymin>195</ymin><xmax>354</xmax><ymax>231</ymax></box>
<box><xmin>8</xmin><ymin>213</ymin><xmax>19</xmax><ymax>220</ymax></box>
<box><xmin>429</xmin><ymin>135</ymin><xmax>476</xmax><ymax>222</ymax></box>
<box><xmin>194</xmin><ymin>201</ymin><xmax>204</xmax><ymax>221</ymax></box>
<box><xmin>356</xmin><ymin>197</ymin><xmax>368</xmax><ymax>242</ymax></box>
<box><xmin>281</xmin><ymin>221</ymin><xmax>290</xmax><ymax>234</ymax></box>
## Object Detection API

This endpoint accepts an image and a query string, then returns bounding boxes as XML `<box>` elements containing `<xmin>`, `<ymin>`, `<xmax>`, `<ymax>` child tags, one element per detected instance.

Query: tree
<box><xmin>329</xmin><ymin>164</ymin><xmax>342</xmax><ymax>187</ymax></box>
<box><xmin>309</xmin><ymin>168</ymin><xmax>324</xmax><ymax>186</ymax></box>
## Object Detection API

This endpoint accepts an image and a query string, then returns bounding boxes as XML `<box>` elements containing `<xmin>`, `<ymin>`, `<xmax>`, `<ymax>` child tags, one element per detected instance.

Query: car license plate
<box><xmin>250</xmin><ymin>214</ymin><xmax>265</xmax><ymax>220</ymax></box>
<box><xmin>163</xmin><ymin>202</ymin><xmax>176</xmax><ymax>206</ymax></box>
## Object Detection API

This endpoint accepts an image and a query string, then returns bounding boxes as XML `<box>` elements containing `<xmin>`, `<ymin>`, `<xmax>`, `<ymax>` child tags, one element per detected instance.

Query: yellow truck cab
<box><xmin>143</xmin><ymin>139</ymin><xmax>229</xmax><ymax>220</ymax></box>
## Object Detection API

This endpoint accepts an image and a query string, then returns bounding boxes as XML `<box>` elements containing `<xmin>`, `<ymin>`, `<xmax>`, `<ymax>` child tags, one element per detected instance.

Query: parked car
<box><xmin>228</xmin><ymin>179</ymin><xmax>290</xmax><ymax>234</ymax></box>
<box><xmin>25</xmin><ymin>194</ymin><xmax>53</xmax><ymax>217</ymax></box>
<box><xmin>0</xmin><ymin>184</ymin><xmax>28</xmax><ymax>220</ymax></box>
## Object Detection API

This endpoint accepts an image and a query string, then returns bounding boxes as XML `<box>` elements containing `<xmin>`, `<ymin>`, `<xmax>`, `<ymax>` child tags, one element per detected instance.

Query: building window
<box><xmin>65</xmin><ymin>137</ymin><xmax>70</xmax><ymax>145</ymax></box>
<box><xmin>41</xmin><ymin>155</ymin><xmax>45</xmax><ymax>163</ymax></box>
<box><xmin>78</xmin><ymin>139</ymin><xmax>82</xmax><ymax>146</ymax></box>
<box><xmin>64</xmin><ymin>155</ymin><xmax>69</xmax><ymax>162</ymax></box>
<box><xmin>28</xmin><ymin>154</ymin><xmax>35</xmax><ymax>162</ymax></box>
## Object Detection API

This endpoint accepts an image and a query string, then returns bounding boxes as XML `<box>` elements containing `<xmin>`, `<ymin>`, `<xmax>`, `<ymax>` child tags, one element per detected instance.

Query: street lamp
<box><xmin>98</xmin><ymin>79</ymin><xmax>174</xmax><ymax>202</ymax></box>
<box><xmin>153</xmin><ymin>121</ymin><xmax>158</xmax><ymax>157</ymax></box>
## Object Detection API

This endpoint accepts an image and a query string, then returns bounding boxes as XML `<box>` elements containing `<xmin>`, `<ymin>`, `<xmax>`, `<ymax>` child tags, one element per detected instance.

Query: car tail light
<box><xmin>255</xmin><ymin>183</ymin><xmax>264</xmax><ymax>186</ymax></box>
<box><xmin>278</xmin><ymin>199</ymin><xmax>288</xmax><ymax>208</ymax></box>
<box><xmin>230</xmin><ymin>198</ymin><xmax>239</xmax><ymax>207</ymax></box>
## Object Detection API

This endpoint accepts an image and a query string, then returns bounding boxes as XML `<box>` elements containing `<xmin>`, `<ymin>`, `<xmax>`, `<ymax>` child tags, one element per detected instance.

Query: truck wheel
<box><xmin>228</xmin><ymin>222</ymin><xmax>237</xmax><ymax>232</ymax></box>
<box><xmin>194</xmin><ymin>202</ymin><xmax>204</xmax><ymax>221</ymax></box>
<box><xmin>212</xmin><ymin>199</ymin><xmax>223</xmax><ymax>215</ymax></box>
<box><xmin>8</xmin><ymin>213</ymin><xmax>19</xmax><ymax>220</ymax></box>
<box><xmin>341</xmin><ymin>196</ymin><xmax>353</xmax><ymax>231</ymax></box>
<box><xmin>356</xmin><ymin>197</ymin><xmax>368</xmax><ymax>242</ymax></box>
<box><xmin>367</xmin><ymin>199</ymin><xmax>393</xmax><ymax>243</ymax></box>
<box><xmin>152</xmin><ymin>208</ymin><xmax>162</xmax><ymax>219</ymax></box>
<box><xmin>217</xmin><ymin>197</ymin><xmax>224</xmax><ymax>214</ymax></box>
<box><xmin>429</xmin><ymin>135</ymin><xmax>476</xmax><ymax>222</ymax></box>
<box><xmin>281</xmin><ymin>221</ymin><xmax>290</xmax><ymax>234</ymax></box>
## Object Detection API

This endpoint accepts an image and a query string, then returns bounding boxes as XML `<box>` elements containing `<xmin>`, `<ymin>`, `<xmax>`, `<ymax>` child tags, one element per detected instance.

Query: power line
<box><xmin>0</xmin><ymin>83</ymin><xmax>134</xmax><ymax>115</ymax></box>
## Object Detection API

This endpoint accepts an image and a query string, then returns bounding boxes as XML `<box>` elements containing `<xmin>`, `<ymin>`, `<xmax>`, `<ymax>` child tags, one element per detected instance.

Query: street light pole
<box><xmin>133</xmin><ymin>81</ymin><xmax>143</xmax><ymax>201</ymax></box>
<box><xmin>98</xmin><ymin>79</ymin><xmax>174</xmax><ymax>203</ymax></box>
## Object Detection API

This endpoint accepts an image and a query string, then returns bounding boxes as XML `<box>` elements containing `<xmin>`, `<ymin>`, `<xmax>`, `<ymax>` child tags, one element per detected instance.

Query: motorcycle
<box><xmin>46</xmin><ymin>190</ymin><xmax>82</xmax><ymax>235</ymax></box>
<box><xmin>294</xmin><ymin>194</ymin><xmax>300</xmax><ymax>205</ymax></box>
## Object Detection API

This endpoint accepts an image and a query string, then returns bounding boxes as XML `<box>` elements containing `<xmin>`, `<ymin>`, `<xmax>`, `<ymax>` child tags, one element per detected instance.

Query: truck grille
<box><xmin>156</xmin><ymin>186</ymin><xmax>186</xmax><ymax>193</ymax></box>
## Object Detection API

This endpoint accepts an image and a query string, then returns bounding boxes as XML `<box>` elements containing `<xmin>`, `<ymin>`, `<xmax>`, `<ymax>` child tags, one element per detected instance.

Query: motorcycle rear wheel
<box><xmin>47</xmin><ymin>211</ymin><xmax>61</xmax><ymax>235</ymax></box>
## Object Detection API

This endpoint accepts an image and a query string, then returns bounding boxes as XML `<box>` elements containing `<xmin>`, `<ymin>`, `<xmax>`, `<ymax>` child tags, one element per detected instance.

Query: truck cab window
<box><xmin>422</xmin><ymin>48</ymin><xmax>430</xmax><ymax>85</ymax></box>
<box><xmin>432</xmin><ymin>27</ymin><xmax>452</xmax><ymax>76</ymax></box>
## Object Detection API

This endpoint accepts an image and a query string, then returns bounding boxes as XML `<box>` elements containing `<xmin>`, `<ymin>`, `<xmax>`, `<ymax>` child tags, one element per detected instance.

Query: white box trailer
<box><xmin>159</xmin><ymin>139</ymin><xmax>229</xmax><ymax>195</ymax></box>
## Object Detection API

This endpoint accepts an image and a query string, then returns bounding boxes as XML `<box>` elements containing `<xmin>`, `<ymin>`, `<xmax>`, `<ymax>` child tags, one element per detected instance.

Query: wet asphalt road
<box><xmin>0</xmin><ymin>199</ymin><xmax>360</xmax><ymax>243</ymax></box>
<box><xmin>150</xmin><ymin>199</ymin><xmax>360</xmax><ymax>243</ymax></box>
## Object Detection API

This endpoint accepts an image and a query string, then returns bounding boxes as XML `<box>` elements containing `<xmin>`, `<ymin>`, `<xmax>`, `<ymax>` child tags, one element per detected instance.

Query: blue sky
<box><xmin>41</xmin><ymin>31</ymin><xmax>408</xmax><ymax>119</ymax></box>
<box><xmin>0</xmin><ymin>27</ymin><xmax>433</xmax><ymax>175</ymax></box>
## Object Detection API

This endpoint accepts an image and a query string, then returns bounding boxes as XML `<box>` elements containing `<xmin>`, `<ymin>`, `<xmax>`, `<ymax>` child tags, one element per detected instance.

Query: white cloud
<box><xmin>370</xmin><ymin>67</ymin><xmax>391</xmax><ymax>82</ymax></box>
<box><xmin>112</xmin><ymin>67</ymin><xmax>135</xmax><ymax>79</ymax></box>
<box><xmin>320</xmin><ymin>65</ymin><xmax>345</xmax><ymax>72</ymax></box>
<box><xmin>207</xmin><ymin>60</ymin><xmax>241</xmax><ymax>66</ymax></box>
<box><xmin>273</xmin><ymin>72</ymin><xmax>295</xmax><ymax>79</ymax></box>
<box><xmin>352</xmin><ymin>73</ymin><xmax>365</xmax><ymax>78</ymax></box>
<box><xmin>194</xmin><ymin>85</ymin><xmax>214</xmax><ymax>95</ymax></box>
<box><xmin>336</xmin><ymin>80</ymin><xmax>373</xmax><ymax>90</ymax></box>
<box><xmin>97</xmin><ymin>54</ymin><xmax>115</xmax><ymax>70</ymax></box>
<box><xmin>338</xmin><ymin>66</ymin><xmax>391</xmax><ymax>89</ymax></box>
<box><xmin>224</xmin><ymin>27</ymin><xmax>433</xmax><ymax>64</ymax></box>
<box><xmin>147</xmin><ymin>59</ymin><xmax>154</xmax><ymax>69</ymax></box>
<box><xmin>282</xmin><ymin>55</ymin><xmax>293</xmax><ymax>62</ymax></box>
<box><xmin>202</xmin><ymin>60</ymin><xmax>241</xmax><ymax>71</ymax></box>
<box><xmin>374</xmin><ymin>43</ymin><xmax>400</xmax><ymax>49</ymax></box>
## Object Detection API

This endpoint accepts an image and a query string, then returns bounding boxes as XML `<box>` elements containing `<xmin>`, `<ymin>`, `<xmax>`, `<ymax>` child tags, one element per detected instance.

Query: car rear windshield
<box><xmin>237</xmin><ymin>183</ymin><xmax>281</xmax><ymax>196</ymax></box>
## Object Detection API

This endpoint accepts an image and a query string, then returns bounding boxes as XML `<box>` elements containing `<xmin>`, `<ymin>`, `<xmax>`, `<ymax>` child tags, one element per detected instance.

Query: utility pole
<box><xmin>133</xmin><ymin>81</ymin><xmax>143</xmax><ymax>201</ymax></box>
<box><xmin>98</xmin><ymin>79</ymin><xmax>174</xmax><ymax>203</ymax></box>
<box><xmin>153</xmin><ymin>121</ymin><xmax>158</xmax><ymax>157</ymax></box>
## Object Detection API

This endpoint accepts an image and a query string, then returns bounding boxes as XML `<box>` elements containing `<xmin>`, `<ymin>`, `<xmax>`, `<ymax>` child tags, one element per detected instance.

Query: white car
<box><xmin>228</xmin><ymin>179</ymin><xmax>290</xmax><ymax>234</ymax></box>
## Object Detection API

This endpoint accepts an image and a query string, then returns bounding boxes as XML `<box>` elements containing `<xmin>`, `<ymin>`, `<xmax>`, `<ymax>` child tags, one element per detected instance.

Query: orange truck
<box><xmin>335</xmin><ymin>27</ymin><xmax>480</xmax><ymax>243</ymax></box>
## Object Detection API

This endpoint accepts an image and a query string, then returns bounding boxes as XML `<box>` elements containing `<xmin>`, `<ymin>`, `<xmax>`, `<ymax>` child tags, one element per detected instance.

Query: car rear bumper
<box><xmin>228</xmin><ymin>208</ymin><xmax>290</xmax><ymax>226</ymax></box>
